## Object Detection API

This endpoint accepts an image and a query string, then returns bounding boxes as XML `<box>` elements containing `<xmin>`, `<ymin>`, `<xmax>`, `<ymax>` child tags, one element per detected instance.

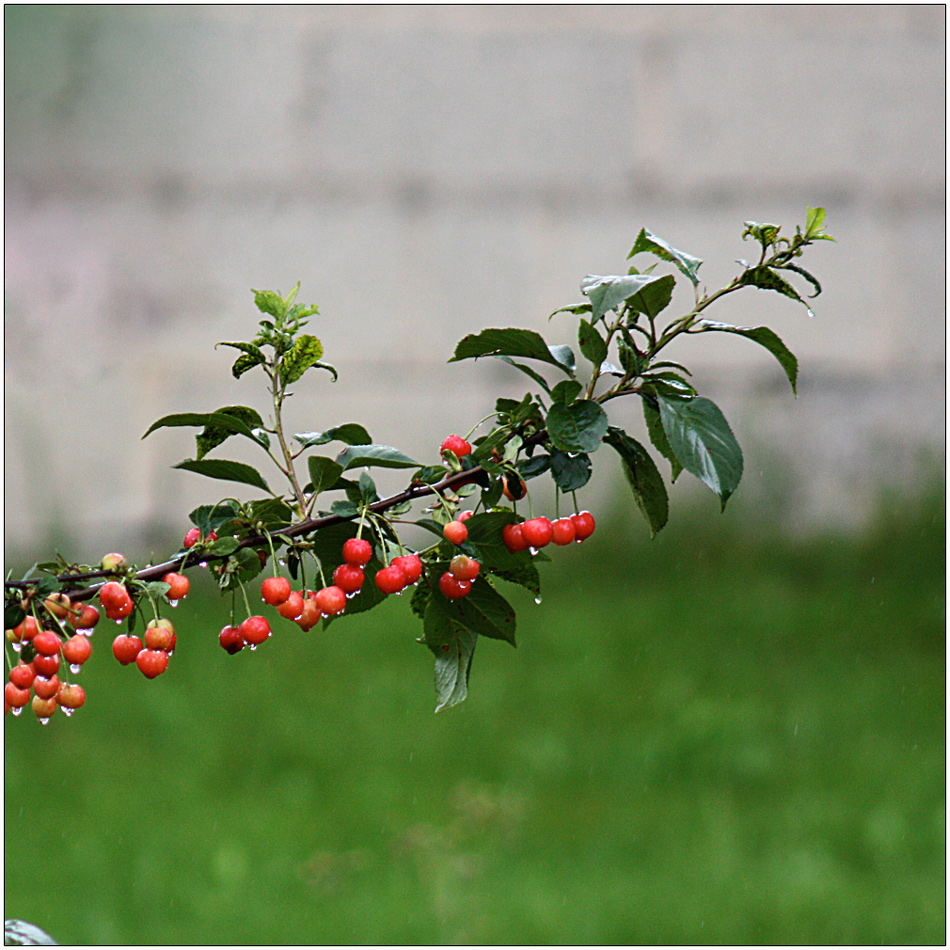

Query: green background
<box><xmin>4</xmin><ymin>488</ymin><xmax>944</xmax><ymax>944</ymax></box>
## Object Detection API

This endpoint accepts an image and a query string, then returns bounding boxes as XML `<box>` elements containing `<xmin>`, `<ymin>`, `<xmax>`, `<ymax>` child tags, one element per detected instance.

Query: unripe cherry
<box><xmin>342</xmin><ymin>537</ymin><xmax>373</xmax><ymax>566</ymax></box>
<box><xmin>333</xmin><ymin>563</ymin><xmax>365</xmax><ymax>595</ymax></box>
<box><xmin>571</xmin><ymin>510</ymin><xmax>596</xmax><ymax>541</ymax></box>
<box><xmin>43</xmin><ymin>592</ymin><xmax>72</xmax><ymax>621</ymax></box>
<box><xmin>276</xmin><ymin>591</ymin><xmax>305</xmax><ymax>620</ymax></box>
<box><xmin>502</xmin><ymin>522</ymin><xmax>529</xmax><ymax>553</ymax></box>
<box><xmin>551</xmin><ymin>517</ymin><xmax>577</xmax><ymax>546</ymax></box>
<box><xmin>449</xmin><ymin>555</ymin><xmax>480</xmax><ymax>582</ymax></box>
<box><xmin>31</xmin><ymin>694</ymin><xmax>57</xmax><ymax>721</ymax></box>
<box><xmin>458</xmin><ymin>510</ymin><xmax>474</xmax><ymax>522</ymax></box>
<box><xmin>391</xmin><ymin>555</ymin><xmax>423</xmax><ymax>585</ymax></box>
<box><xmin>136</xmin><ymin>649</ymin><xmax>168</xmax><ymax>679</ymax></box>
<box><xmin>240</xmin><ymin>615</ymin><xmax>271</xmax><ymax>646</ymax></box>
<box><xmin>521</xmin><ymin>517</ymin><xmax>553</xmax><ymax>549</ymax></box>
<box><xmin>162</xmin><ymin>573</ymin><xmax>189</xmax><ymax>601</ymax></box>
<box><xmin>219</xmin><ymin>625</ymin><xmax>245</xmax><ymax>655</ymax></box>
<box><xmin>315</xmin><ymin>585</ymin><xmax>347</xmax><ymax>617</ymax></box>
<box><xmin>112</xmin><ymin>634</ymin><xmax>143</xmax><ymax>666</ymax></box>
<box><xmin>439</xmin><ymin>572</ymin><xmax>472</xmax><ymax>600</ymax></box>
<box><xmin>260</xmin><ymin>575</ymin><xmax>292</xmax><ymax>607</ymax></box>
<box><xmin>100</xmin><ymin>552</ymin><xmax>127</xmax><ymax>572</ymax></box>
<box><xmin>443</xmin><ymin>521</ymin><xmax>468</xmax><ymax>545</ymax></box>
<box><xmin>375</xmin><ymin>564</ymin><xmax>408</xmax><ymax>595</ymax></box>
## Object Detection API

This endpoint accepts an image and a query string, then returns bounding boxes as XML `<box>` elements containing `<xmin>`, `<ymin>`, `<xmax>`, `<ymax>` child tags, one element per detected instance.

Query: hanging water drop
<box><xmin>62</xmin><ymin>707</ymin><xmax>74</xmax><ymax>718</ymax></box>
<box><xmin>168</xmin><ymin>600</ymin><xmax>179</xmax><ymax>609</ymax></box>
<box><xmin>78</xmin><ymin>627</ymin><xmax>93</xmax><ymax>636</ymax></box>
<box><xmin>534</xmin><ymin>595</ymin><xmax>542</xmax><ymax>605</ymax></box>
<box><xmin>11</xmin><ymin>642</ymin><xmax>21</xmax><ymax>653</ymax></box>
<box><xmin>69</xmin><ymin>663</ymin><xmax>81</xmax><ymax>675</ymax></box>
<box><xmin>278</xmin><ymin>559</ymin><xmax>286</xmax><ymax>567</ymax></box>
<box><xmin>199</xmin><ymin>561</ymin><xmax>208</xmax><ymax>569</ymax></box>
<box><xmin>529</xmin><ymin>547</ymin><xmax>539</xmax><ymax>557</ymax></box>
<box><xmin>12</xmin><ymin>706</ymin><xmax>22</xmax><ymax>717</ymax></box>
<box><xmin>249</xmin><ymin>643</ymin><xmax>257</xmax><ymax>651</ymax></box>
<box><xmin>39</xmin><ymin>717</ymin><xmax>50</xmax><ymax>726</ymax></box>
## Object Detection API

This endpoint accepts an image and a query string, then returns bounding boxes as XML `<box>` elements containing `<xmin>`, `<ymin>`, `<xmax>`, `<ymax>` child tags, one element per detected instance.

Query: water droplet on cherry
<box><xmin>11</xmin><ymin>642</ymin><xmax>21</xmax><ymax>653</ymax></box>
<box><xmin>168</xmin><ymin>599</ymin><xmax>179</xmax><ymax>608</ymax></box>
<box><xmin>12</xmin><ymin>706</ymin><xmax>22</xmax><ymax>717</ymax></box>
<box><xmin>62</xmin><ymin>707</ymin><xmax>74</xmax><ymax>718</ymax></box>
<box><xmin>69</xmin><ymin>663</ymin><xmax>81</xmax><ymax>675</ymax></box>
<box><xmin>39</xmin><ymin>717</ymin><xmax>50</xmax><ymax>726</ymax></box>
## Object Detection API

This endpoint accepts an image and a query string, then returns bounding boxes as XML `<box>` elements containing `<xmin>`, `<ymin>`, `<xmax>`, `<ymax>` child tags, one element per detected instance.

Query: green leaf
<box><xmin>279</xmin><ymin>334</ymin><xmax>325</xmax><ymax>384</ymax></box>
<box><xmin>188</xmin><ymin>500</ymin><xmax>242</xmax><ymax>536</ymax></box>
<box><xmin>578</xmin><ymin>319</ymin><xmax>608</xmax><ymax>365</ymax></box>
<box><xmin>550</xmin><ymin>379</ymin><xmax>583</xmax><ymax>406</ymax></box>
<box><xmin>252</xmin><ymin>289</ymin><xmax>285</xmax><ymax>318</ymax></box>
<box><xmin>604</xmin><ymin>428</ymin><xmax>669</xmax><ymax>536</ymax></box>
<box><xmin>495</xmin><ymin>356</ymin><xmax>552</xmax><ymax>394</ymax></box>
<box><xmin>549</xmin><ymin>302</ymin><xmax>593</xmax><ymax>319</ymax></box>
<box><xmin>517</xmin><ymin>455</ymin><xmax>551</xmax><ymax>480</ymax></box>
<box><xmin>245</xmin><ymin>498</ymin><xmax>294</xmax><ymax>530</ymax></box>
<box><xmin>142</xmin><ymin>409</ymin><xmax>266</xmax><ymax>450</ymax></box>
<box><xmin>231</xmin><ymin>353</ymin><xmax>263</xmax><ymax>379</ymax></box>
<box><xmin>696</xmin><ymin>320</ymin><xmax>799</xmax><ymax>394</ymax></box>
<box><xmin>206</xmin><ymin>537</ymin><xmax>240</xmax><ymax>556</ymax></box>
<box><xmin>627</xmin><ymin>228</ymin><xmax>703</xmax><ymax>286</ymax></box>
<box><xmin>780</xmin><ymin>262</ymin><xmax>822</xmax><ymax>298</ymax></box>
<box><xmin>5</xmin><ymin>602</ymin><xmax>26</xmax><ymax>631</ymax></box>
<box><xmin>425</xmin><ymin>600</ymin><xmax>478</xmax><ymax>713</ymax></box>
<box><xmin>625</xmin><ymin>273</ymin><xmax>675</xmax><ymax>319</ymax></box>
<box><xmin>293</xmin><ymin>424</ymin><xmax>372</xmax><ymax>448</ymax></box>
<box><xmin>804</xmin><ymin>205</ymin><xmax>834</xmax><ymax>242</ymax></box>
<box><xmin>307</xmin><ymin>456</ymin><xmax>345</xmax><ymax>495</ymax></box>
<box><xmin>642</xmin><ymin>397</ymin><xmax>683</xmax><ymax>481</ymax></box>
<box><xmin>546</xmin><ymin>400</ymin><xmax>609</xmax><ymax>455</ymax></box>
<box><xmin>738</xmin><ymin>265</ymin><xmax>814</xmax><ymax>316</ymax></box>
<box><xmin>658</xmin><ymin>396</ymin><xmax>743</xmax><ymax>509</ymax></box>
<box><xmin>548</xmin><ymin>344</ymin><xmax>576</xmax><ymax>375</ymax></box>
<box><xmin>491</xmin><ymin>560</ymin><xmax>541</xmax><ymax>597</ymax></box>
<box><xmin>581</xmin><ymin>273</ymin><xmax>671</xmax><ymax>323</ymax></box>
<box><xmin>549</xmin><ymin>448</ymin><xmax>592</xmax><ymax>492</ymax></box>
<box><xmin>449</xmin><ymin>579</ymin><xmax>517</xmax><ymax>646</ymax></box>
<box><xmin>194</xmin><ymin>406</ymin><xmax>266</xmax><ymax>460</ymax></box>
<box><xmin>335</xmin><ymin>444</ymin><xmax>419</xmax><ymax>471</ymax></box>
<box><xmin>742</xmin><ymin>221</ymin><xmax>781</xmax><ymax>249</ymax></box>
<box><xmin>450</xmin><ymin>327</ymin><xmax>574</xmax><ymax>374</ymax></box>
<box><xmin>174</xmin><ymin>458</ymin><xmax>271</xmax><ymax>494</ymax></box>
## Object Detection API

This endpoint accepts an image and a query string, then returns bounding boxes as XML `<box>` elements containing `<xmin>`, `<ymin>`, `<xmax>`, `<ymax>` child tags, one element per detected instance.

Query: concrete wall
<box><xmin>4</xmin><ymin>4</ymin><xmax>945</xmax><ymax>557</ymax></box>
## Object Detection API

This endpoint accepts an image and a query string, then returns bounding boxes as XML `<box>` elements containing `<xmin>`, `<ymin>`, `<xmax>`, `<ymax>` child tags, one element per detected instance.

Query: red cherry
<box><xmin>375</xmin><ymin>564</ymin><xmax>408</xmax><ymax>595</ymax></box>
<box><xmin>439</xmin><ymin>572</ymin><xmax>472</xmax><ymax>600</ymax></box>
<box><xmin>9</xmin><ymin>616</ymin><xmax>39</xmax><ymax>644</ymax></box>
<box><xmin>342</xmin><ymin>537</ymin><xmax>373</xmax><ymax>566</ymax></box>
<box><xmin>240</xmin><ymin>615</ymin><xmax>271</xmax><ymax>646</ymax></box>
<box><xmin>315</xmin><ymin>585</ymin><xmax>347</xmax><ymax>617</ymax></box>
<box><xmin>70</xmin><ymin>603</ymin><xmax>100</xmax><ymax>632</ymax></box>
<box><xmin>31</xmin><ymin>694</ymin><xmax>57</xmax><ymax>720</ymax></box>
<box><xmin>144</xmin><ymin>619</ymin><xmax>175</xmax><ymax>652</ymax></box>
<box><xmin>33</xmin><ymin>674</ymin><xmax>61</xmax><ymax>700</ymax></box>
<box><xmin>32</xmin><ymin>653</ymin><xmax>60</xmax><ymax>677</ymax></box>
<box><xmin>57</xmin><ymin>683</ymin><xmax>86</xmax><ymax>710</ymax></box>
<box><xmin>449</xmin><ymin>555</ymin><xmax>480</xmax><ymax>582</ymax></box>
<box><xmin>112</xmin><ymin>634</ymin><xmax>143</xmax><ymax>666</ymax></box>
<box><xmin>9</xmin><ymin>663</ymin><xmax>35</xmax><ymax>689</ymax></box>
<box><xmin>162</xmin><ymin>573</ymin><xmax>189</xmax><ymax>601</ymax></box>
<box><xmin>136</xmin><ymin>649</ymin><xmax>168</xmax><ymax>679</ymax></box>
<box><xmin>33</xmin><ymin>629</ymin><xmax>62</xmax><ymax>656</ymax></box>
<box><xmin>443</xmin><ymin>521</ymin><xmax>468</xmax><ymax>545</ymax></box>
<box><xmin>521</xmin><ymin>517</ymin><xmax>553</xmax><ymax>549</ymax></box>
<box><xmin>98</xmin><ymin>581</ymin><xmax>129</xmax><ymax>610</ymax></box>
<box><xmin>4</xmin><ymin>682</ymin><xmax>30</xmax><ymax>709</ymax></box>
<box><xmin>571</xmin><ymin>510</ymin><xmax>596</xmax><ymax>541</ymax></box>
<box><xmin>502</xmin><ymin>522</ymin><xmax>529</xmax><ymax>553</ymax></box>
<box><xmin>260</xmin><ymin>576</ymin><xmax>292</xmax><ymax>606</ymax></box>
<box><xmin>333</xmin><ymin>563</ymin><xmax>365</xmax><ymax>594</ymax></box>
<box><xmin>276</xmin><ymin>591</ymin><xmax>305</xmax><ymax>620</ymax></box>
<box><xmin>218</xmin><ymin>625</ymin><xmax>245</xmax><ymax>655</ymax></box>
<box><xmin>391</xmin><ymin>555</ymin><xmax>423</xmax><ymax>585</ymax></box>
<box><xmin>458</xmin><ymin>510</ymin><xmax>474</xmax><ymax>522</ymax></box>
<box><xmin>62</xmin><ymin>635</ymin><xmax>92</xmax><ymax>667</ymax></box>
<box><xmin>183</xmin><ymin>527</ymin><xmax>202</xmax><ymax>548</ymax></box>
<box><xmin>551</xmin><ymin>517</ymin><xmax>577</xmax><ymax>546</ymax></box>
<box><xmin>295</xmin><ymin>596</ymin><xmax>322</xmax><ymax>632</ymax></box>
<box><xmin>440</xmin><ymin>434</ymin><xmax>472</xmax><ymax>459</ymax></box>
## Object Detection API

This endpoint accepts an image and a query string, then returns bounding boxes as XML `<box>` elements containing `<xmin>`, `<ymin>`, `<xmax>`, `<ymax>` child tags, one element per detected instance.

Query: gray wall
<box><xmin>5</xmin><ymin>5</ymin><xmax>945</xmax><ymax>557</ymax></box>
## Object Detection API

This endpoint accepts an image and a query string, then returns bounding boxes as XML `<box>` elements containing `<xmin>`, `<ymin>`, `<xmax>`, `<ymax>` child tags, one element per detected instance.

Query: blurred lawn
<box><xmin>5</xmin><ymin>489</ymin><xmax>945</xmax><ymax>944</ymax></box>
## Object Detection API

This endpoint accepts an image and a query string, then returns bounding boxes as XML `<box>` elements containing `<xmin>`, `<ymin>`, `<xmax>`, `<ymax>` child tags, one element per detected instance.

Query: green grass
<box><xmin>4</xmin><ymin>491</ymin><xmax>945</xmax><ymax>944</ymax></box>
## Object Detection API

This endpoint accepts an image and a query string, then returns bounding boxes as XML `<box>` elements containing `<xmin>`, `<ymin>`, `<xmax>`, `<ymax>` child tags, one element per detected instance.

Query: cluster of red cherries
<box><xmin>5</xmin><ymin>594</ymin><xmax>97</xmax><ymax>721</ymax></box>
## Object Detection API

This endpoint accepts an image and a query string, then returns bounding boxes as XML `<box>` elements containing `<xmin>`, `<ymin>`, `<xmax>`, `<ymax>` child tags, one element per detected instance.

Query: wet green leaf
<box><xmin>627</xmin><ymin>228</ymin><xmax>703</xmax><ymax>285</ymax></box>
<box><xmin>546</xmin><ymin>400</ymin><xmax>609</xmax><ymax>454</ymax></box>
<box><xmin>604</xmin><ymin>427</ymin><xmax>669</xmax><ymax>536</ymax></box>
